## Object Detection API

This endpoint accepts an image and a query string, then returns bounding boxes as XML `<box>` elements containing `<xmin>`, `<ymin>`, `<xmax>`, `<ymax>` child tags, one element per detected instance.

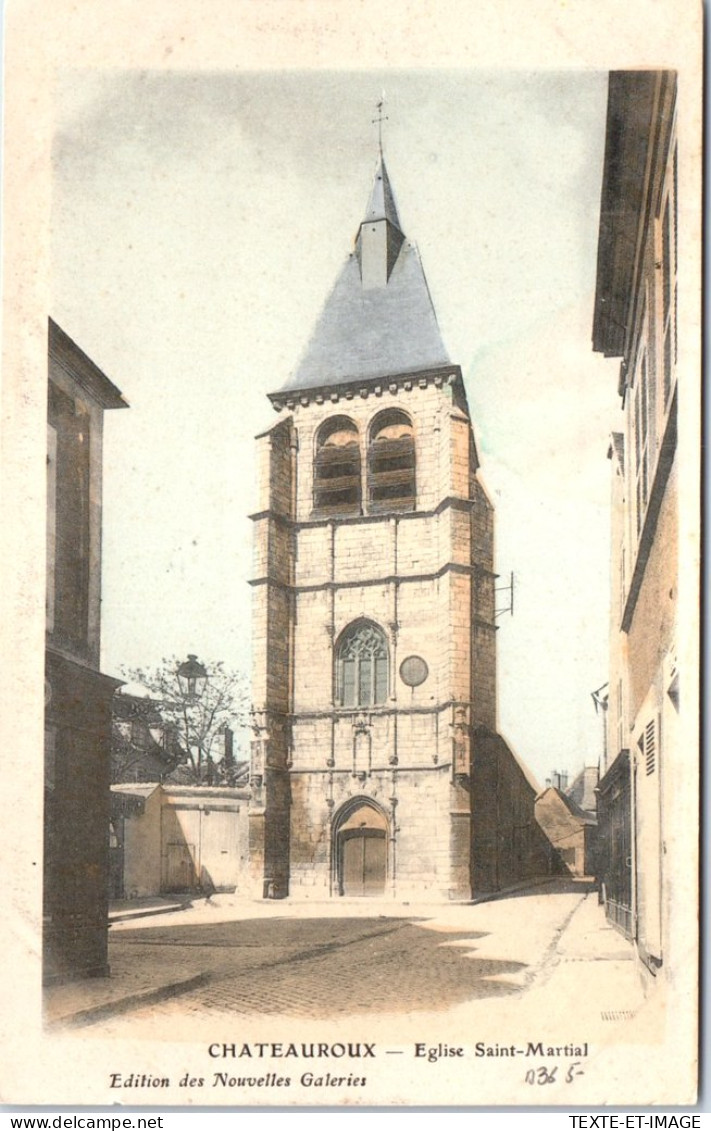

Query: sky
<box><xmin>51</xmin><ymin>69</ymin><xmax>620</xmax><ymax>783</ymax></box>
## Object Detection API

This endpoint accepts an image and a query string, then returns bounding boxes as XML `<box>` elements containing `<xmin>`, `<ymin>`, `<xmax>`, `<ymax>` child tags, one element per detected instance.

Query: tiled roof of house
<box><xmin>536</xmin><ymin>786</ymin><xmax>597</xmax><ymax>825</ymax></box>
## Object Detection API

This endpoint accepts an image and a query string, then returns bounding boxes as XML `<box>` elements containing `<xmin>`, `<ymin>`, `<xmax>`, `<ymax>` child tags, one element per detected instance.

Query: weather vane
<box><xmin>372</xmin><ymin>93</ymin><xmax>388</xmax><ymax>152</ymax></box>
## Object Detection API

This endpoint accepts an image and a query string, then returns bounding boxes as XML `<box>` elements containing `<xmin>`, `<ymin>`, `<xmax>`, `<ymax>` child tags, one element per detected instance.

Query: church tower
<box><xmin>249</xmin><ymin>145</ymin><xmax>501</xmax><ymax>901</ymax></box>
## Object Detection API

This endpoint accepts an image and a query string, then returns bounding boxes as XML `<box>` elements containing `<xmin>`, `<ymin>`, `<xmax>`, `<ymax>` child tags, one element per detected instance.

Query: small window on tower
<box><xmin>367</xmin><ymin>409</ymin><xmax>416</xmax><ymax>513</ymax></box>
<box><xmin>313</xmin><ymin>416</ymin><xmax>362</xmax><ymax>516</ymax></box>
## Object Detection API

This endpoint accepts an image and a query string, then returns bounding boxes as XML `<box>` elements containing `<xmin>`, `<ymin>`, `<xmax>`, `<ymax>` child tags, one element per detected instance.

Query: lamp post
<box><xmin>176</xmin><ymin>654</ymin><xmax>208</xmax><ymax>702</ymax></box>
<box><xmin>176</xmin><ymin>654</ymin><xmax>209</xmax><ymax>781</ymax></box>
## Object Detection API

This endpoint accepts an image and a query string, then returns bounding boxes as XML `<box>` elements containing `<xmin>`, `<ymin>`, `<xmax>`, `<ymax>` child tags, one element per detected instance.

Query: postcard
<box><xmin>0</xmin><ymin>0</ymin><xmax>701</xmax><ymax>1110</ymax></box>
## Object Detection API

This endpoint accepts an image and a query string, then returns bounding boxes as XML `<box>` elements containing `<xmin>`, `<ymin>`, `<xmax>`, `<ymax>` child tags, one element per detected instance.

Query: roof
<box><xmin>111</xmin><ymin>782</ymin><xmax>251</xmax><ymax>811</ymax></box>
<box><xmin>535</xmin><ymin>786</ymin><xmax>597</xmax><ymax>825</ymax></box>
<box><xmin>113</xmin><ymin>691</ymin><xmax>163</xmax><ymax>723</ymax></box>
<box><xmin>278</xmin><ymin>155</ymin><xmax>449</xmax><ymax>395</ymax></box>
<box><xmin>281</xmin><ymin>243</ymin><xmax>449</xmax><ymax>393</ymax></box>
<box><xmin>363</xmin><ymin>155</ymin><xmax>401</xmax><ymax>228</ymax></box>
<box><xmin>116</xmin><ymin>681</ymin><xmax>156</xmax><ymax>700</ymax></box>
<box><xmin>111</xmin><ymin>783</ymin><xmax>161</xmax><ymax>798</ymax></box>
<box><xmin>162</xmin><ymin>784</ymin><xmax>251</xmax><ymax>800</ymax></box>
<box><xmin>49</xmin><ymin>318</ymin><xmax>129</xmax><ymax>410</ymax></box>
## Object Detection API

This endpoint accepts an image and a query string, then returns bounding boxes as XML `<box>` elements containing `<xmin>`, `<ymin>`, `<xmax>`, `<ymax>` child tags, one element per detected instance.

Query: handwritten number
<box><xmin>525</xmin><ymin>1063</ymin><xmax>584</xmax><ymax>1085</ymax></box>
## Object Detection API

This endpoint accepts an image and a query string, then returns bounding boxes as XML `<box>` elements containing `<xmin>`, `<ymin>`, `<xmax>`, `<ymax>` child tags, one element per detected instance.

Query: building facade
<box><xmin>534</xmin><ymin>787</ymin><xmax>597</xmax><ymax>879</ymax></box>
<box><xmin>45</xmin><ymin>319</ymin><xmax>127</xmax><ymax>982</ymax></box>
<box><xmin>249</xmin><ymin>152</ymin><xmax>545</xmax><ymax>900</ymax></box>
<box><xmin>110</xmin><ymin>784</ymin><xmax>250</xmax><ymax>899</ymax></box>
<box><xmin>593</xmin><ymin>72</ymin><xmax>678</xmax><ymax>972</ymax></box>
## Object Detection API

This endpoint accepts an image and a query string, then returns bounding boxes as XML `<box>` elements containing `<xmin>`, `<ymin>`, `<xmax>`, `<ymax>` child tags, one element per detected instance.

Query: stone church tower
<box><xmin>249</xmin><ymin>150</ymin><xmax>536</xmax><ymax>901</ymax></box>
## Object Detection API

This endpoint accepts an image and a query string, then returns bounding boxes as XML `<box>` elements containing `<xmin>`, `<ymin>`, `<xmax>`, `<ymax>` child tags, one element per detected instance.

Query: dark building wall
<box><xmin>47</xmin><ymin>382</ymin><xmax>91</xmax><ymax>659</ymax></box>
<box><xmin>471</xmin><ymin>730</ymin><xmax>554</xmax><ymax>894</ymax></box>
<box><xmin>597</xmin><ymin>752</ymin><xmax>633</xmax><ymax>937</ymax></box>
<box><xmin>44</xmin><ymin>320</ymin><xmax>126</xmax><ymax>984</ymax></box>
<box><xmin>44</xmin><ymin>652</ymin><xmax>120</xmax><ymax>981</ymax></box>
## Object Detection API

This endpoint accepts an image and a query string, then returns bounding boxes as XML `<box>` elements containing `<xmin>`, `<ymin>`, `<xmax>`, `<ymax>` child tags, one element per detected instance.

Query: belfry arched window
<box><xmin>368</xmin><ymin>409</ymin><xmax>416</xmax><ymax>512</ymax></box>
<box><xmin>336</xmin><ymin>621</ymin><xmax>389</xmax><ymax>708</ymax></box>
<box><xmin>313</xmin><ymin>416</ymin><xmax>361</xmax><ymax>515</ymax></box>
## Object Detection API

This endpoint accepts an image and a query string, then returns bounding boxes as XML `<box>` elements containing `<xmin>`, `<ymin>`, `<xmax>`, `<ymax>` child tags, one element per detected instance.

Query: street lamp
<box><xmin>176</xmin><ymin>654</ymin><xmax>208</xmax><ymax>702</ymax></box>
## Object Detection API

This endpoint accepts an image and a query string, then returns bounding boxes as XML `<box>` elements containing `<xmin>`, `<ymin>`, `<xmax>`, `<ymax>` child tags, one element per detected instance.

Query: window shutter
<box><xmin>644</xmin><ymin>719</ymin><xmax>656</xmax><ymax>776</ymax></box>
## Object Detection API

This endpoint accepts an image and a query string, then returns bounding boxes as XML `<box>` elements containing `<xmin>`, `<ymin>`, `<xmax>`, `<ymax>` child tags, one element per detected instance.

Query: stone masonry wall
<box><xmin>252</xmin><ymin>375</ymin><xmax>501</xmax><ymax>899</ymax></box>
<box><xmin>288</xmin><ymin>380</ymin><xmax>459</xmax><ymax>521</ymax></box>
<box><xmin>249</xmin><ymin>417</ymin><xmax>296</xmax><ymax>897</ymax></box>
<box><xmin>288</xmin><ymin>767</ymin><xmax>454</xmax><ymax>899</ymax></box>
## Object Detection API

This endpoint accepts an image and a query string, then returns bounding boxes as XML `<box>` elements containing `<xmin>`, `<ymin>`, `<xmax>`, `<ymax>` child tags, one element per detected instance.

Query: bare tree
<box><xmin>120</xmin><ymin>657</ymin><xmax>248</xmax><ymax>785</ymax></box>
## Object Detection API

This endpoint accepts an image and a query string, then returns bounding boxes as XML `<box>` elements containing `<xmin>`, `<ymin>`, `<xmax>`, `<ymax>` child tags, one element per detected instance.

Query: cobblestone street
<box><xmin>48</xmin><ymin>880</ymin><xmax>648</xmax><ymax>1042</ymax></box>
<box><xmin>41</xmin><ymin>883</ymin><xmax>673</xmax><ymax>1105</ymax></box>
<box><xmin>112</xmin><ymin>915</ymin><xmax>525</xmax><ymax>1019</ymax></box>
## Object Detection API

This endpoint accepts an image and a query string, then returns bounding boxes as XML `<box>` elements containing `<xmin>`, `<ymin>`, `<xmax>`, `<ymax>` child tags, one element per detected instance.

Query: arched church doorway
<box><xmin>334</xmin><ymin>800</ymin><xmax>388</xmax><ymax>897</ymax></box>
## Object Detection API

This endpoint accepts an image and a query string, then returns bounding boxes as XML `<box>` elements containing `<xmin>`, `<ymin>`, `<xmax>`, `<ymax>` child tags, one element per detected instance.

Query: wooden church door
<box><xmin>340</xmin><ymin>828</ymin><xmax>386</xmax><ymax>896</ymax></box>
<box><xmin>336</xmin><ymin>801</ymin><xmax>388</xmax><ymax>896</ymax></box>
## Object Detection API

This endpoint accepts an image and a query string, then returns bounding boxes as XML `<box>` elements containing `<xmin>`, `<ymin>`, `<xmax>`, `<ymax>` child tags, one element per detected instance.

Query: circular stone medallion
<box><xmin>399</xmin><ymin>655</ymin><xmax>429</xmax><ymax>687</ymax></box>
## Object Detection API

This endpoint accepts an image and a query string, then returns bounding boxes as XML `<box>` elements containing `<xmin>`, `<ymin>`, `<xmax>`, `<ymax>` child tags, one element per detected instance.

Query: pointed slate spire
<box><xmin>363</xmin><ymin>156</ymin><xmax>402</xmax><ymax>229</ymax></box>
<box><xmin>278</xmin><ymin>152</ymin><xmax>450</xmax><ymax>395</ymax></box>
<box><xmin>356</xmin><ymin>156</ymin><xmax>405</xmax><ymax>289</ymax></box>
